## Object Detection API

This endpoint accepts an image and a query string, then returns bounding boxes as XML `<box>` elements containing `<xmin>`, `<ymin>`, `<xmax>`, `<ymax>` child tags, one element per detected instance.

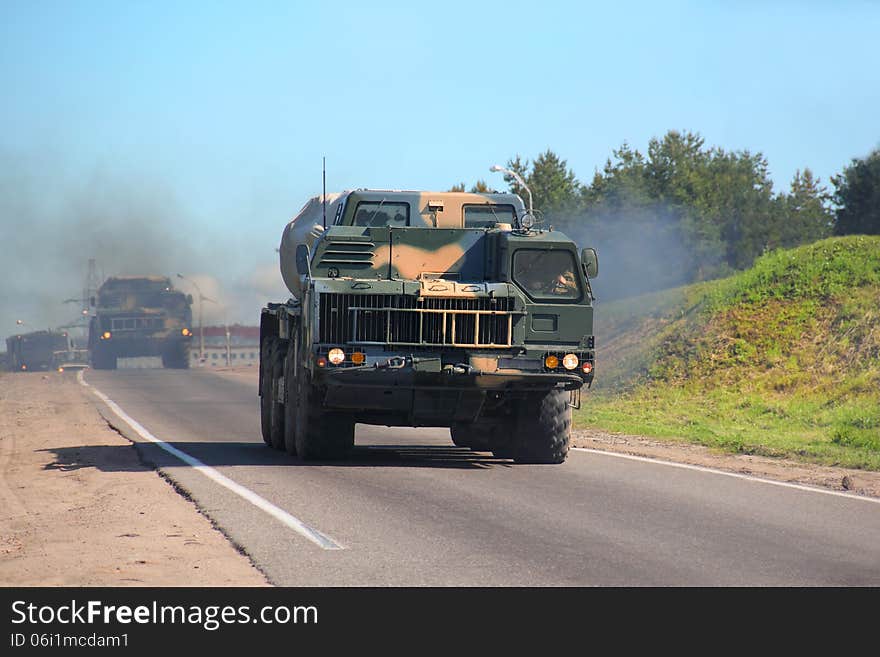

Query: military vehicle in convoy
<box><xmin>89</xmin><ymin>275</ymin><xmax>194</xmax><ymax>370</ymax></box>
<box><xmin>6</xmin><ymin>330</ymin><xmax>72</xmax><ymax>372</ymax></box>
<box><xmin>259</xmin><ymin>190</ymin><xmax>598</xmax><ymax>463</ymax></box>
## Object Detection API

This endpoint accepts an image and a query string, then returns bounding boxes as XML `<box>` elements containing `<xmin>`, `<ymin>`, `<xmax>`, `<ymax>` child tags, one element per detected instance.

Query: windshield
<box><xmin>21</xmin><ymin>334</ymin><xmax>68</xmax><ymax>354</ymax></box>
<box><xmin>513</xmin><ymin>249</ymin><xmax>581</xmax><ymax>301</ymax></box>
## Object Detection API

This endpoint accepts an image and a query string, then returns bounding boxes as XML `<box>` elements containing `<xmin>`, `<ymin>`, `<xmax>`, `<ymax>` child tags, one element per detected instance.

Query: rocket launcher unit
<box><xmin>261</xmin><ymin>189</ymin><xmax>599</xmax><ymax>463</ymax></box>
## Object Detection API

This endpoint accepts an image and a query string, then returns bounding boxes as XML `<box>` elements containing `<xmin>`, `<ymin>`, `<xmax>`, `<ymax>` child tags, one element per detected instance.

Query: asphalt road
<box><xmin>83</xmin><ymin>368</ymin><xmax>880</xmax><ymax>586</ymax></box>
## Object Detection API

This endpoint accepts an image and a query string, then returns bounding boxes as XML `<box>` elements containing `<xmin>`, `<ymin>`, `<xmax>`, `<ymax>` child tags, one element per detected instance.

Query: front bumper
<box><xmin>95</xmin><ymin>333</ymin><xmax>191</xmax><ymax>358</ymax></box>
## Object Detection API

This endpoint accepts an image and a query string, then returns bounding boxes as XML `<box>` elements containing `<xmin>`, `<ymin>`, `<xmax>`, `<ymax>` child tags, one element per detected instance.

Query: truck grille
<box><xmin>319</xmin><ymin>294</ymin><xmax>520</xmax><ymax>347</ymax></box>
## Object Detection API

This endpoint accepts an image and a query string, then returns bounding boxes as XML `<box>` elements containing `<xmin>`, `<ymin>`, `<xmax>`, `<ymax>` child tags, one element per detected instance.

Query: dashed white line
<box><xmin>78</xmin><ymin>370</ymin><xmax>345</xmax><ymax>550</ymax></box>
<box><xmin>570</xmin><ymin>446</ymin><xmax>880</xmax><ymax>505</ymax></box>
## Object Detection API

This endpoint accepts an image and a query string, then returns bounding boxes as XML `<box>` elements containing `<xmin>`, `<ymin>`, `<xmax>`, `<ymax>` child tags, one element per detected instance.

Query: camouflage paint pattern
<box><xmin>265</xmin><ymin>189</ymin><xmax>596</xmax><ymax>427</ymax></box>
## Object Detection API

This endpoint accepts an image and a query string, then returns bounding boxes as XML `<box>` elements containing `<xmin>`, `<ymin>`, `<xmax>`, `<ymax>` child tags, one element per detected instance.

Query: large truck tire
<box><xmin>282</xmin><ymin>340</ymin><xmax>298</xmax><ymax>456</ymax></box>
<box><xmin>259</xmin><ymin>340</ymin><xmax>273</xmax><ymax>446</ymax></box>
<box><xmin>294</xmin><ymin>371</ymin><xmax>354</xmax><ymax>461</ymax></box>
<box><xmin>161</xmin><ymin>342</ymin><xmax>189</xmax><ymax>369</ymax></box>
<box><xmin>268</xmin><ymin>339</ymin><xmax>287</xmax><ymax>450</ymax></box>
<box><xmin>511</xmin><ymin>388</ymin><xmax>570</xmax><ymax>464</ymax></box>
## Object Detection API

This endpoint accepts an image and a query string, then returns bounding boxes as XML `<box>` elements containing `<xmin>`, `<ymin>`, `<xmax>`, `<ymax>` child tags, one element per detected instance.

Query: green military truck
<box><xmin>259</xmin><ymin>190</ymin><xmax>598</xmax><ymax>463</ymax></box>
<box><xmin>6</xmin><ymin>330</ymin><xmax>72</xmax><ymax>372</ymax></box>
<box><xmin>89</xmin><ymin>275</ymin><xmax>194</xmax><ymax>370</ymax></box>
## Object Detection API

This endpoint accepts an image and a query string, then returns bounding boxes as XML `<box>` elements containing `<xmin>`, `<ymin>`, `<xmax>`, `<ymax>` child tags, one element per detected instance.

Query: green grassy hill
<box><xmin>576</xmin><ymin>235</ymin><xmax>880</xmax><ymax>470</ymax></box>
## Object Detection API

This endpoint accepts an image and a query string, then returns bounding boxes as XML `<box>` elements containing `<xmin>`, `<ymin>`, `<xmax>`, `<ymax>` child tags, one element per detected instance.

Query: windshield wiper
<box><xmin>364</xmin><ymin>197</ymin><xmax>387</xmax><ymax>226</ymax></box>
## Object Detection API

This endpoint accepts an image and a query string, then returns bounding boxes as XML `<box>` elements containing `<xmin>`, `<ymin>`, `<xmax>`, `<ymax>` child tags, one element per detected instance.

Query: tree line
<box><xmin>453</xmin><ymin>131</ymin><xmax>880</xmax><ymax>299</ymax></box>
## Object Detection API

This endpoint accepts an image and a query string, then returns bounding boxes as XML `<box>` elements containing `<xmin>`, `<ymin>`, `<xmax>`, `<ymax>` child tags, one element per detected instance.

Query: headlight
<box><xmin>328</xmin><ymin>348</ymin><xmax>345</xmax><ymax>365</ymax></box>
<box><xmin>562</xmin><ymin>353</ymin><xmax>579</xmax><ymax>370</ymax></box>
<box><xmin>102</xmin><ymin>331</ymin><xmax>111</xmax><ymax>340</ymax></box>
<box><xmin>181</xmin><ymin>328</ymin><xmax>192</xmax><ymax>336</ymax></box>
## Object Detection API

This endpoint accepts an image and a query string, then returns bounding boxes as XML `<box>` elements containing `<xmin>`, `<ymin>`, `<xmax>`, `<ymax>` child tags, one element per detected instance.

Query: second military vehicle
<box><xmin>89</xmin><ymin>275</ymin><xmax>194</xmax><ymax>370</ymax></box>
<box><xmin>6</xmin><ymin>330</ymin><xmax>72</xmax><ymax>372</ymax></box>
<box><xmin>259</xmin><ymin>190</ymin><xmax>598</xmax><ymax>464</ymax></box>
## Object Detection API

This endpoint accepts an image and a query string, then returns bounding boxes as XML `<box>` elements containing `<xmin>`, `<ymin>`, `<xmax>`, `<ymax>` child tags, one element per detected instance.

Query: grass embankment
<box><xmin>576</xmin><ymin>236</ymin><xmax>880</xmax><ymax>470</ymax></box>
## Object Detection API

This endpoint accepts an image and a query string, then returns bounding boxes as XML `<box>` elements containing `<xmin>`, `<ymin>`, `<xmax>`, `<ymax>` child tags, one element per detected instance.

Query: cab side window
<box><xmin>463</xmin><ymin>204</ymin><xmax>516</xmax><ymax>228</ymax></box>
<box><xmin>353</xmin><ymin>202</ymin><xmax>409</xmax><ymax>227</ymax></box>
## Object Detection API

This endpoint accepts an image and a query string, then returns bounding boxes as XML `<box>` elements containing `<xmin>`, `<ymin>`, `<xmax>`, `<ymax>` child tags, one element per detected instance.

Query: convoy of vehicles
<box><xmin>5</xmin><ymin>188</ymin><xmax>600</xmax><ymax>467</ymax></box>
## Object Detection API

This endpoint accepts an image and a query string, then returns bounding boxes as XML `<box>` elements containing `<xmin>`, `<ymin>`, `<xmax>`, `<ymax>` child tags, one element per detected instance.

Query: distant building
<box><xmin>192</xmin><ymin>324</ymin><xmax>259</xmax><ymax>367</ymax></box>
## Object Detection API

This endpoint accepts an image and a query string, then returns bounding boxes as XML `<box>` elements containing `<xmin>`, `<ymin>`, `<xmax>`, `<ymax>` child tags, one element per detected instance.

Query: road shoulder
<box><xmin>0</xmin><ymin>372</ymin><xmax>269</xmax><ymax>586</ymax></box>
<box><xmin>572</xmin><ymin>428</ymin><xmax>880</xmax><ymax>499</ymax></box>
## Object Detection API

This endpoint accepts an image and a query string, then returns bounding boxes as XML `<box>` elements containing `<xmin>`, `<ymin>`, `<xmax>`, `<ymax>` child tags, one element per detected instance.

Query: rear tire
<box><xmin>511</xmin><ymin>388</ymin><xmax>570</xmax><ymax>464</ymax></box>
<box><xmin>259</xmin><ymin>340</ymin><xmax>273</xmax><ymax>446</ymax></box>
<box><xmin>283</xmin><ymin>341</ymin><xmax>298</xmax><ymax>456</ymax></box>
<box><xmin>268</xmin><ymin>339</ymin><xmax>287</xmax><ymax>450</ymax></box>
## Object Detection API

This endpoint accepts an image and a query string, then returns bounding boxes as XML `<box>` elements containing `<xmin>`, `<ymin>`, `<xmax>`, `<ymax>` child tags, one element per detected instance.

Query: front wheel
<box><xmin>91</xmin><ymin>348</ymin><xmax>117</xmax><ymax>370</ymax></box>
<box><xmin>268</xmin><ymin>339</ymin><xmax>287</xmax><ymax>450</ymax></box>
<box><xmin>295</xmin><ymin>371</ymin><xmax>354</xmax><ymax>461</ymax></box>
<box><xmin>511</xmin><ymin>388</ymin><xmax>571</xmax><ymax>464</ymax></box>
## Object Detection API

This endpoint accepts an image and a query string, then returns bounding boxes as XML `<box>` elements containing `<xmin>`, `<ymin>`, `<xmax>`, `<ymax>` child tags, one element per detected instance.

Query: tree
<box><xmin>833</xmin><ymin>148</ymin><xmax>880</xmax><ymax>235</ymax></box>
<box><xmin>780</xmin><ymin>169</ymin><xmax>833</xmax><ymax>246</ymax></box>
<box><xmin>525</xmin><ymin>150</ymin><xmax>582</xmax><ymax>219</ymax></box>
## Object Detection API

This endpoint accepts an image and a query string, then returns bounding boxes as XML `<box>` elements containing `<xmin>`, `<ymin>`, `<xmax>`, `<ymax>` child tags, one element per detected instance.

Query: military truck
<box><xmin>89</xmin><ymin>275</ymin><xmax>194</xmax><ymax>370</ymax></box>
<box><xmin>259</xmin><ymin>190</ymin><xmax>598</xmax><ymax>463</ymax></box>
<box><xmin>6</xmin><ymin>330</ymin><xmax>71</xmax><ymax>372</ymax></box>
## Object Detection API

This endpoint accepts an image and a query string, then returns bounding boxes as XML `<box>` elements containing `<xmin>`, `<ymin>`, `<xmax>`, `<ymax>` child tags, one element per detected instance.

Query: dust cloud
<box><xmin>556</xmin><ymin>205</ymin><xmax>694</xmax><ymax>303</ymax></box>
<box><xmin>0</xmin><ymin>156</ymin><xmax>285</xmax><ymax>344</ymax></box>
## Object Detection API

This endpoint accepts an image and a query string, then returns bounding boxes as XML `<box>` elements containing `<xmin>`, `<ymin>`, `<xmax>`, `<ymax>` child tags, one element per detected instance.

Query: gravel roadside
<box><xmin>0</xmin><ymin>371</ymin><xmax>268</xmax><ymax>587</ymax></box>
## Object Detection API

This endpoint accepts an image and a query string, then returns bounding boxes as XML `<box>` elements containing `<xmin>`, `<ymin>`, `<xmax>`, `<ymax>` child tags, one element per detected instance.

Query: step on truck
<box><xmin>260</xmin><ymin>190</ymin><xmax>598</xmax><ymax>463</ymax></box>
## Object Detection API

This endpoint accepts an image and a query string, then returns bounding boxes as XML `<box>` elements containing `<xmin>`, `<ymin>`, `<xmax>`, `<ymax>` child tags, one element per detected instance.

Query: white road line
<box><xmin>570</xmin><ymin>446</ymin><xmax>880</xmax><ymax>505</ymax></box>
<box><xmin>78</xmin><ymin>370</ymin><xmax>345</xmax><ymax>550</ymax></box>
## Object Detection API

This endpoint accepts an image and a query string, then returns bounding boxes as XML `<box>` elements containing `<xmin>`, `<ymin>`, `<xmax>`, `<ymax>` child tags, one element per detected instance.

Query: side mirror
<box><xmin>581</xmin><ymin>247</ymin><xmax>598</xmax><ymax>278</ymax></box>
<box><xmin>295</xmin><ymin>244</ymin><xmax>312</xmax><ymax>278</ymax></box>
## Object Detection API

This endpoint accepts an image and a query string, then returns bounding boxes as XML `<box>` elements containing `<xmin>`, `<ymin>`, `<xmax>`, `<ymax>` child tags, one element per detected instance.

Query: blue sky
<box><xmin>1</xmin><ymin>1</ymin><xmax>879</xmax><ymax>335</ymax></box>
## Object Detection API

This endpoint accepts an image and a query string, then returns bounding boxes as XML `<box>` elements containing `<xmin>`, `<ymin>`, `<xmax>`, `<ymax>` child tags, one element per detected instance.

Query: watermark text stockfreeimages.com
<box><xmin>10</xmin><ymin>599</ymin><xmax>317</xmax><ymax>632</ymax></box>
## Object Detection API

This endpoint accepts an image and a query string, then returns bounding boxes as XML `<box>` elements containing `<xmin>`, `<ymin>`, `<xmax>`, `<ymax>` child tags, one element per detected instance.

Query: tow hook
<box><xmin>375</xmin><ymin>356</ymin><xmax>408</xmax><ymax>369</ymax></box>
<box><xmin>442</xmin><ymin>363</ymin><xmax>473</xmax><ymax>375</ymax></box>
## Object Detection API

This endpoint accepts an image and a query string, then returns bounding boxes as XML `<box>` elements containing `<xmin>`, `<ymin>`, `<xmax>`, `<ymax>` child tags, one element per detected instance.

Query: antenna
<box><xmin>322</xmin><ymin>156</ymin><xmax>327</xmax><ymax>229</ymax></box>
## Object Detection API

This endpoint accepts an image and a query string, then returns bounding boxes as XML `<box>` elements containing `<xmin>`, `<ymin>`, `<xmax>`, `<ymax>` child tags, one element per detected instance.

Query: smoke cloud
<box><xmin>557</xmin><ymin>205</ymin><xmax>694</xmax><ymax>303</ymax></box>
<box><xmin>0</xmin><ymin>153</ymin><xmax>285</xmax><ymax>345</ymax></box>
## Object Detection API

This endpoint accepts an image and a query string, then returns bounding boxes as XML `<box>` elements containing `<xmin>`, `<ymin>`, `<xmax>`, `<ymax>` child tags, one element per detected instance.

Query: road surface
<box><xmin>82</xmin><ymin>368</ymin><xmax>880</xmax><ymax>586</ymax></box>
